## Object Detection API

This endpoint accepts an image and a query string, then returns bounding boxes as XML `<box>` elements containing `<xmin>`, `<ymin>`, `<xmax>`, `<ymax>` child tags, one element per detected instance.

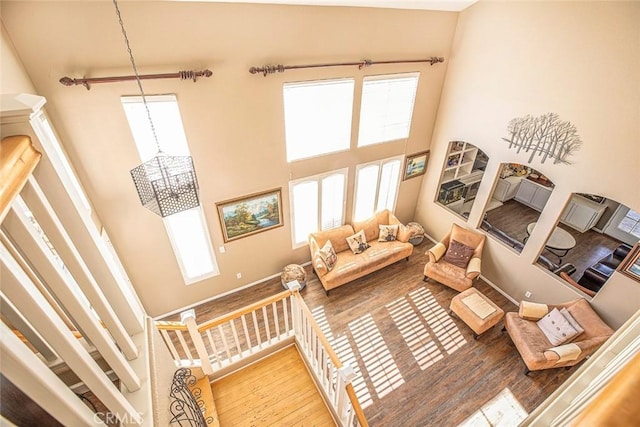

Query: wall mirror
<box><xmin>436</xmin><ymin>141</ymin><xmax>488</xmax><ymax>217</ymax></box>
<box><xmin>480</xmin><ymin>163</ymin><xmax>555</xmax><ymax>254</ymax></box>
<box><xmin>539</xmin><ymin>195</ymin><xmax>639</xmax><ymax>297</ymax></box>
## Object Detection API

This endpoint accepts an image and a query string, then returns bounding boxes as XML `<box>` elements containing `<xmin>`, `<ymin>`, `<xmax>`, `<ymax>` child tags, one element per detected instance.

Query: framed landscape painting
<box><xmin>403</xmin><ymin>150</ymin><xmax>430</xmax><ymax>181</ymax></box>
<box><xmin>619</xmin><ymin>243</ymin><xmax>640</xmax><ymax>282</ymax></box>
<box><xmin>216</xmin><ymin>188</ymin><xmax>283</xmax><ymax>242</ymax></box>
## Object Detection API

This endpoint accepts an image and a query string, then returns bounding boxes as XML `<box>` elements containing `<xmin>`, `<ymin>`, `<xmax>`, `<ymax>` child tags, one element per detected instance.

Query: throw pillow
<box><xmin>537</xmin><ymin>308</ymin><xmax>580</xmax><ymax>346</ymax></box>
<box><xmin>443</xmin><ymin>239</ymin><xmax>475</xmax><ymax>268</ymax></box>
<box><xmin>560</xmin><ymin>307</ymin><xmax>585</xmax><ymax>337</ymax></box>
<box><xmin>378</xmin><ymin>224</ymin><xmax>399</xmax><ymax>242</ymax></box>
<box><xmin>346</xmin><ymin>230</ymin><xmax>370</xmax><ymax>255</ymax></box>
<box><xmin>318</xmin><ymin>240</ymin><xmax>338</xmax><ymax>271</ymax></box>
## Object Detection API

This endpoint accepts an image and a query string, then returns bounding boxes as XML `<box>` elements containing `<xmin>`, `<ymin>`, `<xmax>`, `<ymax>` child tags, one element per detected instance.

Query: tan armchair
<box><xmin>504</xmin><ymin>299</ymin><xmax>614</xmax><ymax>375</ymax></box>
<box><xmin>423</xmin><ymin>223</ymin><xmax>486</xmax><ymax>292</ymax></box>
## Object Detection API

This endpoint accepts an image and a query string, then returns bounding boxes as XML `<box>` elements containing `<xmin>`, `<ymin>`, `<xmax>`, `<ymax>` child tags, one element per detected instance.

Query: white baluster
<box><xmin>337</xmin><ymin>365</ymin><xmax>356</xmax><ymax>421</ymax></box>
<box><xmin>176</xmin><ymin>330</ymin><xmax>193</xmax><ymax>363</ymax></box>
<box><xmin>159</xmin><ymin>329</ymin><xmax>180</xmax><ymax>362</ymax></box>
<box><xmin>205</xmin><ymin>329</ymin><xmax>222</xmax><ymax>368</ymax></box>
<box><xmin>180</xmin><ymin>310</ymin><xmax>213</xmax><ymax>375</ymax></box>
<box><xmin>240</xmin><ymin>314</ymin><xmax>252</xmax><ymax>353</ymax></box>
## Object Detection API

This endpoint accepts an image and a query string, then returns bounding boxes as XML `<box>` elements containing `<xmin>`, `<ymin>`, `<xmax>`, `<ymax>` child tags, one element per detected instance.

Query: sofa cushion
<box><xmin>444</xmin><ymin>239</ymin><xmax>474</xmax><ymax>268</ymax></box>
<box><xmin>318</xmin><ymin>240</ymin><xmax>338</xmax><ymax>271</ymax></box>
<box><xmin>346</xmin><ymin>230</ymin><xmax>370</xmax><ymax>254</ymax></box>
<box><xmin>309</xmin><ymin>224</ymin><xmax>355</xmax><ymax>254</ymax></box>
<box><xmin>319</xmin><ymin>240</ymin><xmax>412</xmax><ymax>290</ymax></box>
<box><xmin>560</xmin><ymin>307</ymin><xmax>584</xmax><ymax>337</ymax></box>
<box><xmin>537</xmin><ymin>308</ymin><xmax>580</xmax><ymax>346</ymax></box>
<box><xmin>519</xmin><ymin>301</ymin><xmax>549</xmax><ymax>321</ymax></box>
<box><xmin>378</xmin><ymin>224</ymin><xmax>399</xmax><ymax>242</ymax></box>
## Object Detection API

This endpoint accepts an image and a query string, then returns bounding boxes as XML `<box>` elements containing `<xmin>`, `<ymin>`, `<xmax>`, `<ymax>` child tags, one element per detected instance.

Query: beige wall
<box><xmin>1</xmin><ymin>23</ymin><xmax>35</xmax><ymax>94</ymax></box>
<box><xmin>1</xmin><ymin>2</ymin><xmax>458</xmax><ymax>316</ymax></box>
<box><xmin>416</xmin><ymin>1</ymin><xmax>640</xmax><ymax>328</ymax></box>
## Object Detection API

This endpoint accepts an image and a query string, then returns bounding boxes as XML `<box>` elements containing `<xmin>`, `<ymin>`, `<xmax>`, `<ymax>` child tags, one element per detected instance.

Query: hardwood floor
<box><xmin>162</xmin><ymin>241</ymin><xmax>578</xmax><ymax>426</ymax></box>
<box><xmin>486</xmin><ymin>199</ymin><xmax>624</xmax><ymax>279</ymax></box>
<box><xmin>212</xmin><ymin>345</ymin><xmax>334</xmax><ymax>426</ymax></box>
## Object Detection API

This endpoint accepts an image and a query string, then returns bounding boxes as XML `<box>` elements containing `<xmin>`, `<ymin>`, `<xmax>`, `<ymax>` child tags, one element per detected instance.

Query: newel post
<box><xmin>180</xmin><ymin>310</ymin><xmax>213</xmax><ymax>376</ymax></box>
<box><xmin>286</xmin><ymin>280</ymin><xmax>302</xmax><ymax>337</ymax></box>
<box><xmin>337</xmin><ymin>365</ymin><xmax>356</xmax><ymax>420</ymax></box>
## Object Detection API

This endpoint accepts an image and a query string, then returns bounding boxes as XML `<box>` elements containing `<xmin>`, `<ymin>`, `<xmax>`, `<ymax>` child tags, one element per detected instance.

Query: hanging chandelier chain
<box><xmin>113</xmin><ymin>0</ymin><xmax>162</xmax><ymax>153</ymax></box>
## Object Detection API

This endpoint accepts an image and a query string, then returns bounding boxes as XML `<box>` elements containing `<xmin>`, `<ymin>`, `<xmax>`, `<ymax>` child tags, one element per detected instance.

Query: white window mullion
<box><xmin>354</xmin><ymin>156</ymin><xmax>403</xmax><ymax>222</ymax></box>
<box><xmin>290</xmin><ymin>169</ymin><xmax>347</xmax><ymax>247</ymax></box>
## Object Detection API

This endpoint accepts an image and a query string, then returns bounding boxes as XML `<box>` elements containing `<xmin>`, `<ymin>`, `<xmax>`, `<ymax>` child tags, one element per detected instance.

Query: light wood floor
<box><xmin>163</xmin><ymin>241</ymin><xmax>578</xmax><ymax>426</ymax></box>
<box><xmin>211</xmin><ymin>345</ymin><xmax>335</xmax><ymax>426</ymax></box>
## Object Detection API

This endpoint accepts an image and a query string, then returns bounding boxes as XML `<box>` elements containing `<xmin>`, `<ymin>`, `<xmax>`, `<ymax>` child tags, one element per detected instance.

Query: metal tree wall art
<box><xmin>502</xmin><ymin>113</ymin><xmax>582</xmax><ymax>164</ymax></box>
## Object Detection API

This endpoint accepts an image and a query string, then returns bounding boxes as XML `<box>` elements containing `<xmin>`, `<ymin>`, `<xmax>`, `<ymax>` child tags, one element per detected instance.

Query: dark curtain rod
<box><xmin>59</xmin><ymin>69</ymin><xmax>213</xmax><ymax>90</ymax></box>
<box><xmin>249</xmin><ymin>57</ymin><xmax>444</xmax><ymax>77</ymax></box>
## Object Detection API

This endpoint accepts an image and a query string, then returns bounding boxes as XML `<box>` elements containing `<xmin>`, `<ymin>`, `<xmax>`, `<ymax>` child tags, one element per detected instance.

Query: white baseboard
<box><xmin>154</xmin><ymin>261</ymin><xmax>311</xmax><ymax>320</ymax></box>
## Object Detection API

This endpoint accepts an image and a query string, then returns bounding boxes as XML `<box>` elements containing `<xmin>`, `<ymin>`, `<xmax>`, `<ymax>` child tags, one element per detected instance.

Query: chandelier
<box><xmin>112</xmin><ymin>0</ymin><xmax>200</xmax><ymax>217</ymax></box>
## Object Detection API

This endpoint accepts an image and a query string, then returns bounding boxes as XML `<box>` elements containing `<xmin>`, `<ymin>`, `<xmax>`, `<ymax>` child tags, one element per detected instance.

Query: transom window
<box><xmin>121</xmin><ymin>95</ymin><xmax>219</xmax><ymax>284</ymax></box>
<box><xmin>289</xmin><ymin>169</ymin><xmax>348</xmax><ymax>247</ymax></box>
<box><xmin>353</xmin><ymin>156</ymin><xmax>403</xmax><ymax>222</ymax></box>
<box><xmin>357</xmin><ymin>73</ymin><xmax>420</xmax><ymax>147</ymax></box>
<box><xmin>283</xmin><ymin>78</ymin><xmax>355</xmax><ymax>162</ymax></box>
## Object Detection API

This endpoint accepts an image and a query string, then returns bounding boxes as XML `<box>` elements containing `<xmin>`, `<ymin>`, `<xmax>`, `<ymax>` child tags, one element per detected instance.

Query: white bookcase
<box><xmin>441</xmin><ymin>141</ymin><xmax>478</xmax><ymax>183</ymax></box>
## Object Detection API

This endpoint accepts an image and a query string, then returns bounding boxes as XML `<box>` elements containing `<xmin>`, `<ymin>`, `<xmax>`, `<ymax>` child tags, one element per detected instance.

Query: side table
<box><xmin>281</xmin><ymin>264</ymin><xmax>307</xmax><ymax>290</ymax></box>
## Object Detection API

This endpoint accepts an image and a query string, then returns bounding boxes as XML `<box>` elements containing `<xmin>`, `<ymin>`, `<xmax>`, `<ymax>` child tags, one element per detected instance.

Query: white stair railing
<box><xmin>156</xmin><ymin>284</ymin><xmax>368</xmax><ymax>427</ymax></box>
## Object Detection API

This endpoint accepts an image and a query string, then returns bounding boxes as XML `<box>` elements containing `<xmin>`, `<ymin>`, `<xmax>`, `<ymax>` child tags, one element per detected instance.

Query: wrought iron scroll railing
<box><xmin>156</xmin><ymin>286</ymin><xmax>368</xmax><ymax>427</ymax></box>
<box><xmin>169</xmin><ymin>368</ymin><xmax>210</xmax><ymax>427</ymax></box>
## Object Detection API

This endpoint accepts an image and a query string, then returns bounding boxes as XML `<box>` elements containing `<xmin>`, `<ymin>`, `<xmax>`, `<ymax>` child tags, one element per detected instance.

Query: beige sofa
<box><xmin>308</xmin><ymin>210</ymin><xmax>414</xmax><ymax>295</ymax></box>
<box><xmin>504</xmin><ymin>299</ymin><xmax>614</xmax><ymax>374</ymax></box>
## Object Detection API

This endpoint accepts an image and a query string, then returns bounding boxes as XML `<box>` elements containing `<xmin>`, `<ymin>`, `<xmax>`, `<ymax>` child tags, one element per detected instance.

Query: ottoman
<box><xmin>450</xmin><ymin>288</ymin><xmax>504</xmax><ymax>339</ymax></box>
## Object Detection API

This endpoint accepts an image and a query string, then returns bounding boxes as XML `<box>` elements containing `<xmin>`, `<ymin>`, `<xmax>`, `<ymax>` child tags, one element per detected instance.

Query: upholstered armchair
<box><xmin>504</xmin><ymin>299</ymin><xmax>614</xmax><ymax>375</ymax></box>
<box><xmin>423</xmin><ymin>223</ymin><xmax>486</xmax><ymax>292</ymax></box>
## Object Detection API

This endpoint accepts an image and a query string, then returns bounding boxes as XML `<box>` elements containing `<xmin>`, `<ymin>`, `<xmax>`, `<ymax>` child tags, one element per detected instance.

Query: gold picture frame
<box><xmin>216</xmin><ymin>188</ymin><xmax>283</xmax><ymax>243</ymax></box>
<box><xmin>403</xmin><ymin>150</ymin><xmax>430</xmax><ymax>181</ymax></box>
<box><xmin>618</xmin><ymin>243</ymin><xmax>640</xmax><ymax>282</ymax></box>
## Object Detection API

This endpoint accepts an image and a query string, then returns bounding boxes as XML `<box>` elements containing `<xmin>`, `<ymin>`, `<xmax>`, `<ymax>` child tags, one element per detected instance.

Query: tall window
<box><xmin>121</xmin><ymin>95</ymin><xmax>219</xmax><ymax>284</ymax></box>
<box><xmin>618</xmin><ymin>209</ymin><xmax>640</xmax><ymax>238</ymax></box>
<box><xmin>357</xmin><ymin>73</ymin><xmax>419</xmax><ymax>147</ymax></box>
<box><xmin>353</xmin><ymin>156</ymin><xmax>402</xmax><ymax>222</ymax></box>
<box><xmin>283</xmin><ymin>78</ymin><xmax>355</xmax><ymax>162</ymax></box>
<box><xmin>289</xmin><ymin>169</ymin><xmax>348</xmax><ymax>247</ymax></box>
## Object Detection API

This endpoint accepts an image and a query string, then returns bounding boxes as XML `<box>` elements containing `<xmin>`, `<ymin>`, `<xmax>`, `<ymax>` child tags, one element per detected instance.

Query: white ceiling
<box><xmin>174</xmin><ymin>0</ymin><xmax>478</xmax><ymax>12</ymax></box>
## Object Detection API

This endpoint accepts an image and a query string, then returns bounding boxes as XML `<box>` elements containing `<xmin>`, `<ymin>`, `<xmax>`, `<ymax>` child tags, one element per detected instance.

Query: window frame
<box><xmin>357</xmin><ymin>72</ymin><xmax>420</xmax><ymax>148</ymax></box>
<box><xmin>283</xmin><ymin>78</ymin><xmax>355</xmax><ymax>162</ymax></box>
<box><xmin>352</xmin><ymin>155</ymin><xmax>404</xmax><ymax>222</ymax></box>
<box><xmin>289</xmin><ymin>168</ymin><xmax>349</xmax><ymax>248</ymax></box>
<box><xmin>121</xmin><ymin>94</ymin><xmax>219</xmax><ymax>285</ymax></box>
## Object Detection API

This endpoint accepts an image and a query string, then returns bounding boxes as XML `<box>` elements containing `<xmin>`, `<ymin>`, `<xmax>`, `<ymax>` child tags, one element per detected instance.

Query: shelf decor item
<box><xmin>618</xmin><ymin>243</ymin><xmax>640</xmax><ymax>282</ymax></box>
<box><xmin>403</xmin><ymin>150</ymin><xmax>430</xmax><ymax>181</ymax></box>
<box><xmin>216</xmin><ymin>188</ymin><xmax>283</xmax><ymax>242</ymax></box>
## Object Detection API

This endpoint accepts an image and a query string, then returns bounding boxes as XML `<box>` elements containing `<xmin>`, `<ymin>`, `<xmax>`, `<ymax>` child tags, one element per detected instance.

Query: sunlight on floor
<box><xmin>387</xmin><ymin>295</ymin><xmax>444</xmax><ymax>370</ymax></box>
<box><xmin>311</xmin><ymin>306</ymin><xmax>373</xmax><ymax>408</ymax></box>
<box><xmin>458</xmin><ymin>387</ymin><xmax>528</xmax><ymax>427</ymax></box>
<box><xmin>410</xmin><ymin>287</ymin><xmax>467</xmax><ymax>354</ymax></box>
<box><xmin>310</xmin><ymin>286</ymin><xmax>467</xmax><ymax>410</ymax></box>
<box><xmin>349</xmin><ymin>314</ymin><xmax>404</xmax><ymax>399</ymax></box>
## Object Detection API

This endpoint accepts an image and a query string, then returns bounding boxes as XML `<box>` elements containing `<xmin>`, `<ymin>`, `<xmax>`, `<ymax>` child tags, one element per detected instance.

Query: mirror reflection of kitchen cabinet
<box><xmin>560</xmin><ymin>194</ymin><xmax>607</xmax><ymax>233</ymax></box>
<box><xmin>482</xmin><ymin>163</ymin><xmax>555</xmax><ymax>254</ymax></box>
<box><xmin>437</xmin><ymin>141</ymin><xmax>488</xmax><ymax>216</ymax></box>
